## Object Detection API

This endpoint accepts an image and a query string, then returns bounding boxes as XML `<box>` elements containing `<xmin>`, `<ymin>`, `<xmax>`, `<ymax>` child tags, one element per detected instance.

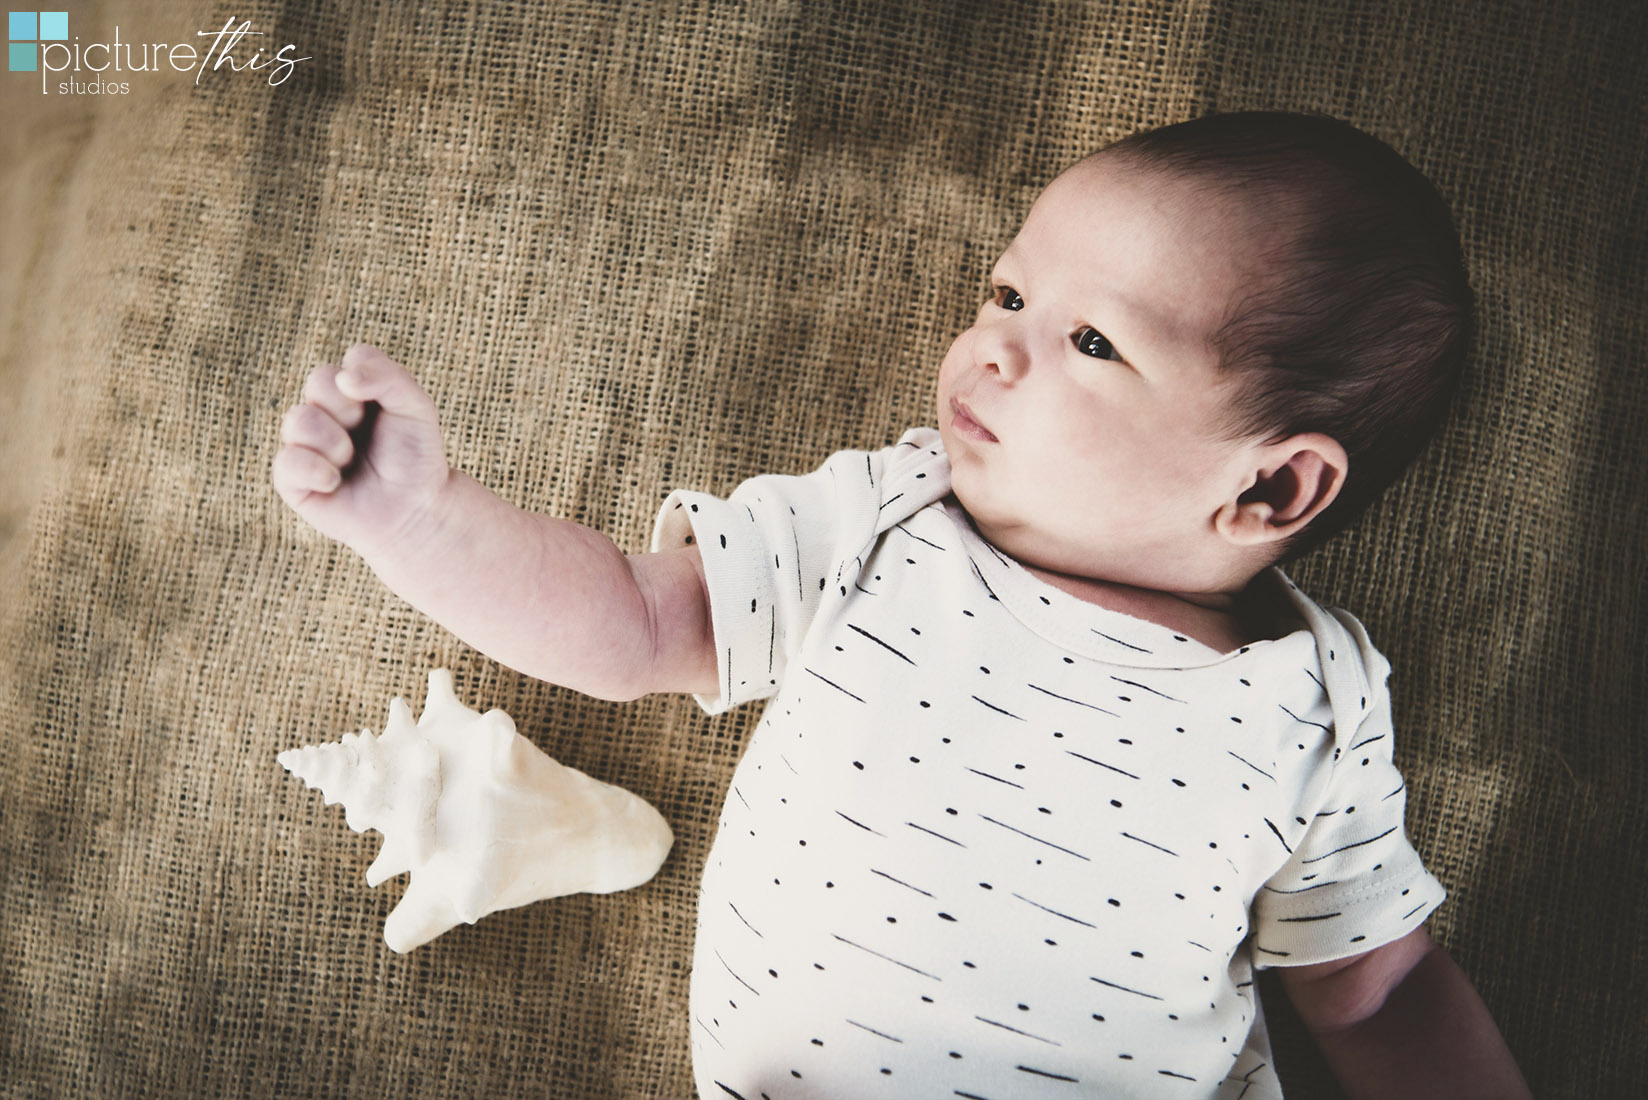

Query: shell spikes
<box><xmin>279</xmin><ymin>670</ymin><xmax>673</xmax><ymax>952</ymax></box>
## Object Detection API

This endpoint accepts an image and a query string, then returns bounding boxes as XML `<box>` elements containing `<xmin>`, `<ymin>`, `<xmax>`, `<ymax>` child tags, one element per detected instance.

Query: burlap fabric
<box><xmin>2</xmin><ymin>1</ymin><xmax>1642</xmax><ymax>1096</ymax></box>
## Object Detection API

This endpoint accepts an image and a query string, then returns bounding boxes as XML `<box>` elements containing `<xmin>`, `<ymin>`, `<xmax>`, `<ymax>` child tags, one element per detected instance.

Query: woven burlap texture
<box><xmin>2</xmin><ymin>1</ymin><xmax>1643</xmax><ymax>1097</ymax></box>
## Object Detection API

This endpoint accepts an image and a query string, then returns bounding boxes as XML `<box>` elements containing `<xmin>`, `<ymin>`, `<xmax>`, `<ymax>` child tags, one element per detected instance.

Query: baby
<box><xmin>273</xmin><ymin>112</ymin><xmax>1529</xmax><ymax>1098</ymax></box>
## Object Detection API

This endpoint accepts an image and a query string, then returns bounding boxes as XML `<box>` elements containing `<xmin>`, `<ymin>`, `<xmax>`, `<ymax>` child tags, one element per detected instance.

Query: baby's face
<box><xmin>936</xmin><ymin>155</ymin><xmax>1271</xmax><ymax>595</ymax></box>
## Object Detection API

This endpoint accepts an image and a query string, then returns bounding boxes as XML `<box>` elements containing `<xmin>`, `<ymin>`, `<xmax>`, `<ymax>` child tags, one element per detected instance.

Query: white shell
<box><xmin>279</xmin><ymin>669</ymin><xmax>673</xmax><ymax>952</ymax></box>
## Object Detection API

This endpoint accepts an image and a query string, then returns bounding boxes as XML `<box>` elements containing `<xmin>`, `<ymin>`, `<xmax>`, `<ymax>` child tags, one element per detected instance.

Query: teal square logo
<box><xmin>8</xmin><ymin>10</ymin><xmax>63</xmax><ymax>72</ymax></box>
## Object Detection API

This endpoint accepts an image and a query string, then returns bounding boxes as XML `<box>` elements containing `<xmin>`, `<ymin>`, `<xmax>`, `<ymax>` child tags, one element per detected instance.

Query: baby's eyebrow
<box><xmin>1105</xmin><ymin>287</ymin><xmax>1164</xmax><ymax>332</ymax></box>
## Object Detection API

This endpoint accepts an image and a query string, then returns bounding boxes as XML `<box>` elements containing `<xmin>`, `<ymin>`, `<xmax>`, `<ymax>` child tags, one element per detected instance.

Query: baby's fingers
<box><xmin>335</xmin><ymin>344</ymin><xmax>439</xmax><ymax>426</ymax></box>
<box><xmin>302</xmin><ymin>362</ymin><xmax>368</xmax><ymax>430</ymax></box>
<box><xmin>280</xmin><ymin>402</ymin><xmax>355</xmax><ymax>471</ymax></box>
<box><xmin>271</xmin><ymin>442</ymin><xmax>342</xmax><ymax>501</ymax></box>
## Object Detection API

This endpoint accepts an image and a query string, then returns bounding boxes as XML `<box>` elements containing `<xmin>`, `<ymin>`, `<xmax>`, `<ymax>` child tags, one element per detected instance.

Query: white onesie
<box><xmin>651</xmin><ymin>427</ymin><xmax>1445</xmax><ymax>1100</ymax></box>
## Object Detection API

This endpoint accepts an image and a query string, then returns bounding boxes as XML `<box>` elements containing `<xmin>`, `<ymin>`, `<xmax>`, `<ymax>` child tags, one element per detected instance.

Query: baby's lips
<box><xmin>950</xmin><ymin>395</ymin><xmax>999</xmax><ymax>442</ymax></box>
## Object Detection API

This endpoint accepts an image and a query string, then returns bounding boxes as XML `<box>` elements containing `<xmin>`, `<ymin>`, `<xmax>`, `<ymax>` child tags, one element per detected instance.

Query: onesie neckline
<box><xmin>939</xmin><ymin>494</ymin><xmax>1304</xmax><ymax>670</ymax></box>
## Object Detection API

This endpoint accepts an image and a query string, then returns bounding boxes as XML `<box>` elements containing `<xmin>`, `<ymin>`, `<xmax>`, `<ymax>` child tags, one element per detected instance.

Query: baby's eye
<box><xmin>993</xmin><ymin>285</ymin><xmax>1025</xmax><ymax>312</ymax></box>
<box><xmin>1073</xmin><ymin>326</ymin><xmax>1121</xmax><ymax>362</ymax></box>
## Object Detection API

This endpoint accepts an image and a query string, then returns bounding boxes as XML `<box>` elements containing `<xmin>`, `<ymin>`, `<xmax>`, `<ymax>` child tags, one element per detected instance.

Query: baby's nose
<box><xmin>976</xmin><ymin>331</ymin><xmax>1030</xmax><ymax>380</ymax></box>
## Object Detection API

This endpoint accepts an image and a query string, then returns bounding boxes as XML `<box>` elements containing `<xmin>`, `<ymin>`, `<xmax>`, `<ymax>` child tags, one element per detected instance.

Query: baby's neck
<box><xmin>1020</xmin><ymin>561</ymin><xmax>1278</xmax><ymax>654</ymax></box>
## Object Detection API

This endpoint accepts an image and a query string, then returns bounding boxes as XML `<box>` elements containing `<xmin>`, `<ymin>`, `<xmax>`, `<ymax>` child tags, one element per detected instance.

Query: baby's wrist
<box><xmin>351</xmin><ymin>467</ymin><xmax>464</xmax><ymax>581</ymax></box>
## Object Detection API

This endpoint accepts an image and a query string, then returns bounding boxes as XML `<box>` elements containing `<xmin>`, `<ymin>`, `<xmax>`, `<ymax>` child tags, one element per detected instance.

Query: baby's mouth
<box><xmin>950</xmin><ymin>396</ymin><xmax>998</xmax><ymax>443</ymax></box>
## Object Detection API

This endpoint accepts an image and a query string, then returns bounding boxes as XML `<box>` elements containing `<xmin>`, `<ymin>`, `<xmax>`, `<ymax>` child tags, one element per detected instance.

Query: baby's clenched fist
<box><xmin>272</xmin><ymin>345</ymin><xmax>452</xmax><ymax>559</ymax></box>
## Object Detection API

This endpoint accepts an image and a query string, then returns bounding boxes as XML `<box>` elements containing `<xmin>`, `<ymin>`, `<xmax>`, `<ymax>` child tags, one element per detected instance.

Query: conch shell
<box><xmin>278</xmin><ymin>669</ymin><xmax>673</xmax><ymax>952</ymax></box>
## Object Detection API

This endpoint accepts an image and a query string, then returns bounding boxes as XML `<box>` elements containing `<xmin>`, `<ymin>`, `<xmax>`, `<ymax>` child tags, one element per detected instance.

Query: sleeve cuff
<box><xmin>1253</xmin><ymin>856</ymin><xmax>1447</xmax><ymax>969</ymax></box>
<box><xmin>651</xmin><ymin>489</ymin><xmax>784</xmax><ymax>715</ymax></box>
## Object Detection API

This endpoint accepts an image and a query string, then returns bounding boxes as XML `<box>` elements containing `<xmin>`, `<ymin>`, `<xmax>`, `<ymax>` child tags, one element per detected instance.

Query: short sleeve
<box><xmin>648</xmin><ymin>429</ymin><xmax>944</xmax><ymax>715</ymax></box>
<box><xmin>1250</xmin><ymin>627</ymin><xmax>1446</xmax><ymax>969</ymax></box>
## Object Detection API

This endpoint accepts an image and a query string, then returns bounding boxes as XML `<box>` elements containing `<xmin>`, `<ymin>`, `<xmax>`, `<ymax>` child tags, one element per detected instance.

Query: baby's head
<box><xmin>937</xmin><ymin>111</ymin><xmax>1470</xmax><ymax>599</ymax></box>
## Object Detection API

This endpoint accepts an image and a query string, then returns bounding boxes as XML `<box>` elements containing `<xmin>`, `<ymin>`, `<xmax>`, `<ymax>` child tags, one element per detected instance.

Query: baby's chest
<box><xmin>730</xmin><ymin>599</ymin><xmax>1335</xmax><ymax>954</ymax></box>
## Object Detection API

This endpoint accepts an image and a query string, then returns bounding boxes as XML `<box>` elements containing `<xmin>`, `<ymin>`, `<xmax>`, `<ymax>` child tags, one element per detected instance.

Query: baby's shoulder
<box><xmin>806</xmin><ymin>426</ymin><xmax>947</xmax><ymax>500</ymax></box>
<box><xmin>881</xmin><ymin>425</ymin><xmax>947</xmax><ymax>480</ymax></box>
<box><xmin>855</xmin><ymin>426</ymin><xmax>951</xmax><ymax>525</ymax></box>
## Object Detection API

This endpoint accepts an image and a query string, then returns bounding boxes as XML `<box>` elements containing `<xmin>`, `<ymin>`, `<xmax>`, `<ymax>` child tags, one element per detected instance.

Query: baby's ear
<box><xmin>1216</xmin><ymin>433</ymin><xmax>1347</xmax><ymax>547</ymax></box>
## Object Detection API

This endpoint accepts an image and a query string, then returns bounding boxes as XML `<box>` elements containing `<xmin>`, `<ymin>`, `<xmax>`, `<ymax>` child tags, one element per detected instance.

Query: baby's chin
<box><xmin>945</xmin><ymin>478</ymin><xmax>1037</xmax><ymax>551</ymax></box>
<box><xmin>945</xmin><ymin>479</ymin><xmax>1122</xmax><ymax>583</ymax></box>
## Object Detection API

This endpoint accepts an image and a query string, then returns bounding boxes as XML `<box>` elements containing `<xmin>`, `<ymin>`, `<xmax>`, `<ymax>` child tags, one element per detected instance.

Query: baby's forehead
<box><xmin>1019</xmin><ymin>156</ymin><xmax>1281</xmax><ymax>275</ymax></box>
<box><xmin>1057</xmin><ymin>153</ymin><xmax>1258</xmax><ymax>225</ymax></box>
<box><xmin>999</xmin><ymin>156</ymin><xmax>1275</xmax><ymax>361</ymax></box>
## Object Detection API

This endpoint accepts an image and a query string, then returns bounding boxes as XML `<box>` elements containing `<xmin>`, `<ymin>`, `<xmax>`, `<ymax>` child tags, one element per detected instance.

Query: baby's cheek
<box><xmin>937</xmin><ymin>328</ymin><xmax>978</xmax><ymax>378</ymax></box>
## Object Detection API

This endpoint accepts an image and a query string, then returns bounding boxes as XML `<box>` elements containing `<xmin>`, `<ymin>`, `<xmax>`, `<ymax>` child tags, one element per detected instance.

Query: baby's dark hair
<box><xmin>1103</xmin><ymin>111</ymin><xmax>1472</xmax><ymax>558</ymax></box>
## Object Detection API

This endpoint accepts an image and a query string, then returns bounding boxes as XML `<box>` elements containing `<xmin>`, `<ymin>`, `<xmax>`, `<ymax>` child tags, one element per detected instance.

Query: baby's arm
<box><xmin>1279</xmin><ymin>926</ymin><xmax>1530</xmax><ymax>1098</ymax></box>
<box><xmin>272</xmin><ymin>345</ymin><xmax>717</xmax><ymax>701</ymax></box>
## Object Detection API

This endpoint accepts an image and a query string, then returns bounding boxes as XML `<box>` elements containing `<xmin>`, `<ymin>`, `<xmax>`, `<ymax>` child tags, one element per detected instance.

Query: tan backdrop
<box><xmin>2</xmin><ymin>1</ymin><xmax>1643</xmax><ymax>1096</ymax></box>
